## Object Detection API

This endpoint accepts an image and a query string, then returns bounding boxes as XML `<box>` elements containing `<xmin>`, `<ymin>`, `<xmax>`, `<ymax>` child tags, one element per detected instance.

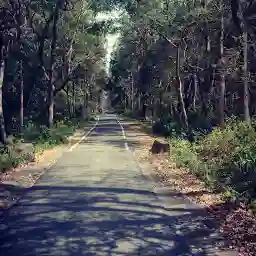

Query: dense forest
<box><xmin>108</xmin><ymin>0</ymin><xmax>256</xmax><ymax>208</ymax></box>
<box><xmin>0</xmin><ymin>0</ymin><xmax>113</xmax><ymax>172</ymax></box>
<box><xmin>1</xmin><ymin>0</ymin><xmax>256</xmax><ymax>209</ymax></box>
<box><xmin>1</xmin><ymin>0</ymin><xmax>256</xmax><ymax>253</ymax></box>
<box><xmin>0</xmin><ymin>0</ymin><xmax>108</xmax><ymax>144</ymax></box>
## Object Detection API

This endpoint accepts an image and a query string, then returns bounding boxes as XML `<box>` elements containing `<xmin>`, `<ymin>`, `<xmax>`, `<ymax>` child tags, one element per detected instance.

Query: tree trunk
<box><xmin>131</xmin><ymin>73</ymin><xmax>134</xmax><ymax>111</ymax></box>
<box><xmin>176</xmin><ymin>46</ymin><xmax>189</xmax><ymax>132</ymax></box>
<box><xmin>0</xmin><ymin>59</ymin><xmax>7</xmax><ymax>145</ymax></box>
<box><xmin>243</xmin><ymin>31</ymin><xmax>250</xmax><ymax>122</ymax></box>
<box><xmin>48</xmin><ymin>4</ymin><xmax>59</xmax><ymax>128</ymax></box>
<box><xmin>72</xmin><ymin>81</ymin><xmax>75</xmax><ymax>116</ymax></box>
<box><xmin>192</xmin><ymin>73</ymin><xmax>198</xmax><ymax>111</ymax></box>
<box><xmin>66</xmin><ymin>87</ymin><xmax>72</xmax><ymax>119</ymax></box>
<box><xmin>82</xmin><ymin>80</ymin><xmax>88</xmax><ymax>119</ymax></box>
<box><xmin>219</xmin><ymin>3</ymin><xmax>226</xmax><ymax>128</ymax></box>
<box><xmin>20</xmin><ymin>60</ymin><xmax>24</xmax><ymax>134</ymax></box>
<box><xmin>124</xmin><ymin>93</ymin><xmax>127</xmax><ymax>110</ymax></box>
<box><xmin>138</xmin><ymin>92</ymin><xmax>141</xmax><ymax>113</ymax></box>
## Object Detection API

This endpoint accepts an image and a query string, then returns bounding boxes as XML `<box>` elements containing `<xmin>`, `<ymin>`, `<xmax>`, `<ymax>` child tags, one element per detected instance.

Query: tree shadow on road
<box><xmin>0</xmin><ymin>184</ymin><xmax>233</xmax><ymax>256</ymax></box>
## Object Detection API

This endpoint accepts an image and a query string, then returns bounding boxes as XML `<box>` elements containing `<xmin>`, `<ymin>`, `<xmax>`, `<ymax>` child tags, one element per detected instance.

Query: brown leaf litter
<box><xmin>124</xmin><ymin>120</ymin><xmax>256</xmax><ymax>256</ymax></box>
<box><xmin>0</xmin><ymin>128</ymin><xmax>87</xmax><ymax>216</ymax></box>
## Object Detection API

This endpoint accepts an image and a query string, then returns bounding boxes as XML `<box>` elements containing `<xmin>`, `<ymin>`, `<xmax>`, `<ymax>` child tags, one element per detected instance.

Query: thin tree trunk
<box><xmin>72</xmin><ymin>81</ymin><xmax>75</xmax><ymax>116</ymax></box>
<box><xmin>48</xmin><ymin>4</ymin><xmax>59</xmax><ymax>128</ymax></box>
<box><xmin>243</xmin><ymin>31</ymin><xmax>250</xmax><ymax>122</ymax></box>
<box><xmin>131</xmin><ymin>72</ymin><xmax>134</xmax><ymax>111</ymax></box>
<box><xmin>176</xmin><ymin>46</ymin><xmax>189</xmax><ymax>131</ymax></box>
<box><xmin>124</xmin><ymin>93</ymin><xmax>127</xmax><ymax>110</ymax></box>
<box><xmin>138</xmin><ymin>92</ymin><xmax>141</xmax><ymax>114</ymax></box>
<box><xmin>20</xmin><ymin>60</ymin><xmax>24</xmax><ymax>134</ymax></box>
<box><xmin>0</xmin><ymin>59</ymin><xmax>7</xmax><ymax>145</ymax></box>
<box><xmin>66</xmin><ymin>87</ymin><xmax>72</xmax><ymax>119</ymax></box>
<box><xmin>82</xmin><ymin>79</ymin><xmax>88</xmax><ymax>119</ymax></box>
<box><xmin>192</xmin><ymin>73</ymin><xmax>198</xmax><ymax>111</ymax></box>
<box><xmin>219</xmin><ymin>2</ymin><xmax>226</xmax><ymax>127</ymax></box>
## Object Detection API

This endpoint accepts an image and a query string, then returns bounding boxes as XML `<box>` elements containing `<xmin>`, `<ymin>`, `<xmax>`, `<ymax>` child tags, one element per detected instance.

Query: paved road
<box><xmin>0</xmin><ymin>114</ymin><xmax>235</xmax><ymax>256</ymax></box>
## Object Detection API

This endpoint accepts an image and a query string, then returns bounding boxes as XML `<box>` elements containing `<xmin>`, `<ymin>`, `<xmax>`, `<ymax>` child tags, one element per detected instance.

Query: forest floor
<box><xmin>0</xmin><ymin>122</ymin><xmax>96</xmax><ymax>218</ymax></box>
<box><xmin>122</xmin><ymin>118</ymin><xmax>256</xmax><ymax>256</ymax></box>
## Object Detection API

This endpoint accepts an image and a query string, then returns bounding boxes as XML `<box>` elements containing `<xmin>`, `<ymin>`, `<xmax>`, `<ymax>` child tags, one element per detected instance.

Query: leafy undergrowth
<box><xmin>170</xmin><ymin>121</ymin><xmax>256</xmax><ymax>209</ymax></box>
<box><xmin>0</xmin><ymin>117</ymin><xmax>96</xmax><ymax>213</ymax></box>
<box><xmin>124</xmin><ymin>119</ymin><xmax>256</xmax><ymax>256</ymax></box>
<box><xmin>169</xmin><ymin>121</ymin><xmax>256</xmax><ymax>256</ymax></box>
<box><xmin>0</xmin><ymin>117</ymin><xmax>94</xmax><ymax>174</ymax></box>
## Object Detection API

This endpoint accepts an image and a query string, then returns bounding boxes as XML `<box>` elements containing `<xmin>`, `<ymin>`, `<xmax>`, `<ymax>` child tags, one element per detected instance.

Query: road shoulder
<box><xmin>0</xmin><ymin>119</ymin><xmax>98</xmax><ymax>217</ymax></box>
<box><xmin>120</xmin><ymin>117</ymin><xmax>238</xmax><ymax>256</ymax></box>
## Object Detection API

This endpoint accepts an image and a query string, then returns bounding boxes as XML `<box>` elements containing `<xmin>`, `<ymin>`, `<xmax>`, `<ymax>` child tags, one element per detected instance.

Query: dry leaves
<box><xmin>0</xmin><ymin>129</ymin><xmax>87</xmax><ymax>213</ymax></box>
<box><xmin>125</xmin><ymin>121</ymin><xmax>256</xmax><ymax>256</ymax></box>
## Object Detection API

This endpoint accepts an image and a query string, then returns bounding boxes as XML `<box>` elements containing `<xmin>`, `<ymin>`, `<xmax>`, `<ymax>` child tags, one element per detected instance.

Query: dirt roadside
<box><xmin>121</xmin><ymin>118</ymin><xmax>256</xmax><ymax>256</ymax></box>
<box><xmin>0</xmin><ymin>122</ymin><xmax>97</xmax><ymax>217</ymax></box>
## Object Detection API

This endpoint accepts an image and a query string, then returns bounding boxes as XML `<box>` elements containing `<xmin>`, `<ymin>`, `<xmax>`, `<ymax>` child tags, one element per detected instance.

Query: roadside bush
<box><xmin>35</xmin><ymin>121</ymin><xmax>75</xmax><ymax>147</ymax></box>
<box><xmin>153</xmin><ymin>118</ymin><xmax>182</xmax><ymax>137</ymax></box>
<box><xmin>0</xmin><ymin>143</ymin><xmax>35</xmax><ymax>172</ymax></box>
<box><xmin>170</xmin><ymin>120</ymin><xmax>256</xmax><ymax>203</ymax></box>
<box><xmin>23</xmin><ymin>121</ymin><xmax>41</xmax><ymax>141</ymax></box>
<box><xmin>169</xmin><ymin>138</ymin><xmax>199</xmax><ymax>170</ymax></box>
<box><xmin>0</xmin><ymin>117</ymin><xmax>90</xmax><ymax>173</ymax></box>
<box><xmin>123</xmin><ymin>109</ymin><xmax>138</xmax><ymax>119</ymax></box>
<box><xmin>0</xmin><ymin>151</ymin><xmax>14</xmax><ymax>172</ymax></box>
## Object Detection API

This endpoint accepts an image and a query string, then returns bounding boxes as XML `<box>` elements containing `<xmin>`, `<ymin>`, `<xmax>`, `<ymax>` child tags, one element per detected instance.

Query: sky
<box><xmin>95</xmin><ymin>10</ymin><xmax>123</xmax><ymax>75</ymax></box>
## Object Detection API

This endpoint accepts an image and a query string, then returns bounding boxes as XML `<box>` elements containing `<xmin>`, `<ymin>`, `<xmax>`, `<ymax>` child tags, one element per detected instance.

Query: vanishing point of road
<box><xmin>0</xmin><ymin>114</ymin><xmax>236</xmax><ymax>255</ymax></box>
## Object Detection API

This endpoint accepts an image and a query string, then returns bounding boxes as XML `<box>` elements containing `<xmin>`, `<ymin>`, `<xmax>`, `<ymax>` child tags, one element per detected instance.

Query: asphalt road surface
<box><xmin>0</xmin><ymin>114</ymin><xmax>236</xmax><ymax>256</ymax></box>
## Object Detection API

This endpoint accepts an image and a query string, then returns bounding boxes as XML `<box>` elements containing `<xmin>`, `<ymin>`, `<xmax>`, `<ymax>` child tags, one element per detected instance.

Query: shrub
<box><xmin>23</xmin><ymin>121</ymin><xmax>41</xmax><ymax>141</ymax></box>
<box><xmin>169</xmin><ymin>120</ymin><xmax>256</xmax><ymax>202</ymax></box>
<box><xmin>152</xmin><ymin>118</ymin><xmax>182</xmax><ymax>137</ymax></box>
<box><xmin>0</xmin><ymin>116</ymin><xmax>96</xmax><ymax>173</ymax></box>
<box><xmin>0</xmin><ymin>119</ymin><xmax>80</xmax><ymax>173</ymax></box>
<box><xmin>0</xmin><ymin>144</ymin><xmax>34</xmax><ymax>173</ymax></box>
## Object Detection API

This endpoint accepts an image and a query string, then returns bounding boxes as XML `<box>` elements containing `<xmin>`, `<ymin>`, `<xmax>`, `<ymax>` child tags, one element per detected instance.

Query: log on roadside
<box><xmin>150</xmin><ymin>140</ymin><xmax>170</xmax><ymax>154</ymax></box>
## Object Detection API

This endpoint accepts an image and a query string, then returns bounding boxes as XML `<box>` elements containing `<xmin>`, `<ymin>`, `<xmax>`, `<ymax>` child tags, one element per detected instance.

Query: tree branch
<box><xmin>53</xmin><ymin>64</ymin><xmax>81</xmax><ymax>95</ymax></box>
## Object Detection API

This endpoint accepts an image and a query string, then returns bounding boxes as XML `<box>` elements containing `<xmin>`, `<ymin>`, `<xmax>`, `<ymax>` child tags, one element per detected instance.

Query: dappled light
<box><xmin>1</xmin><ymin>0</ymin><xmax>256</xmax><ymax>255</ymax></box>
<box><xmin>0</xmin><ymin>114</ymin><xmax>234</xmax><ymax>255</ymax></box>
<box><xmin>1</xmin><ymin>185</ymin><xmax>222</xmax><ymax>255</ymax></box>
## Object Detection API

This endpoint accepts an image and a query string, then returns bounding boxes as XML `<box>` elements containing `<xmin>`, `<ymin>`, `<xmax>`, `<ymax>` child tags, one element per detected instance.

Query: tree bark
<box><xmin>243</xmin><ymin>31</ymin><xmax>250</xmax><ymax>122</ymax></box>
<box><xmin>219</xmin><ymin>2</ymin><xmax>226</xmax><ymax>128</ymax></box>
<box><xmin>0</xmin><ymin>58</ymin><xmax>7</xmax><ymax>145</ymax></box>
<box><xmin>82</xmin><ymin>79</ymin><xmax>88</xmax><ymax>119</ymax></box>
<box><xmin>20</xmin><ymin>60</ymin><xmax>24</xmax><ymax>134</ymax></box>
<box><xmin>176</xmin><ymin>46</ymin><xmax>189</xmax><ymax>132</ymax></box>
<box><xmin>65</xmin><ymin>87</ymin><xmax>72</xmax><ymax>119</ymax></box>
<box><xmin>138</xmin><ymin>92</ymin><xmax>141</xmax><ymax>114</ymax></box>
<box><xmin>72</xmin><ymin>81</ymin><xmax>75</xmax><ymax>116</ymax></box>
<box><xmin>48</xmin><ymin>4</ymin><xmax>59</xmax><ymax>128</ymax></box>
<box><xmin>131</xmin><ymin>72</ymin><xmax>134</xmax><ymax>111</ymax></box>
<box><xmin>192</xmin><ymin>73</ymin><xmax>198</xmax><ymax>111</ymax></box>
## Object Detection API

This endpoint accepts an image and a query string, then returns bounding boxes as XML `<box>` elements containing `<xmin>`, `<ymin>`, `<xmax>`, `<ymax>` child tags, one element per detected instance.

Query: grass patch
<box><xmin>0</xmin><ymin>117</ymin><xmax>95</xmax><ymax>174</ymax></box>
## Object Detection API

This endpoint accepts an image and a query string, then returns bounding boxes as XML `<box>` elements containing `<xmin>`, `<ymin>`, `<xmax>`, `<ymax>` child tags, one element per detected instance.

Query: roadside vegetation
<box><xmin>1</xmin><ymin>0</ymin><xmax>256</xmax><ymax>254</ymax></box>
<box><xmin>0</xmin><ymin>1</ymin><xmax>107</xmax><ymax>173</ymax></box>
<box><xmin>107</xmin><ymin>0</ymin><xmax>256</xmax><ymax>211</ymax></box>
<box><xmin>106</xmin><ymin>1</ymin><xmax>256</xmax><ymax>253</ymax></box>
<box><xmin>0</xmin><ymin>118</ymin><xmax>95</xmax><ymax>174</ymax></box>
<box><xmin>169</xmin><ymin>120</ymin><xmax>256</xmax><ymax>211</ymax></box>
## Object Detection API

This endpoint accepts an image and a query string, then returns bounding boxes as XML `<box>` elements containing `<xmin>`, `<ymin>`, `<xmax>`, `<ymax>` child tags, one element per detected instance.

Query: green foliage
<box><xmin>29</xmin><ymin>121</ymin><xmax>75</xmax><ymax>148</ymax></box>
<box><xmin>170</xmin><ymin>121</ymin><xmax>256</xmax><ymax>203</ymax></box>
<box><xmin>1</xmin><ymin>0</ymin><xmax>106</xmax><ymax>140</ymax></box>
<box><xmin>152</xmin><ymin>119</ymin><xmax>180</xmax><ymax>137</ymax></box>
<box><xmin>0</xmin><ymin>117</ymin><xmax>91</xmax><ymax>173</ymax></box>
<box><xmin>0</xmin><ymin>143</ymin><xmax>35</xmax><ymax>173</ymax></box>
<box><xmin>0</xmin><ymin>152</ymin><xmax>15</xmax><ymax>172</ymax></box>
